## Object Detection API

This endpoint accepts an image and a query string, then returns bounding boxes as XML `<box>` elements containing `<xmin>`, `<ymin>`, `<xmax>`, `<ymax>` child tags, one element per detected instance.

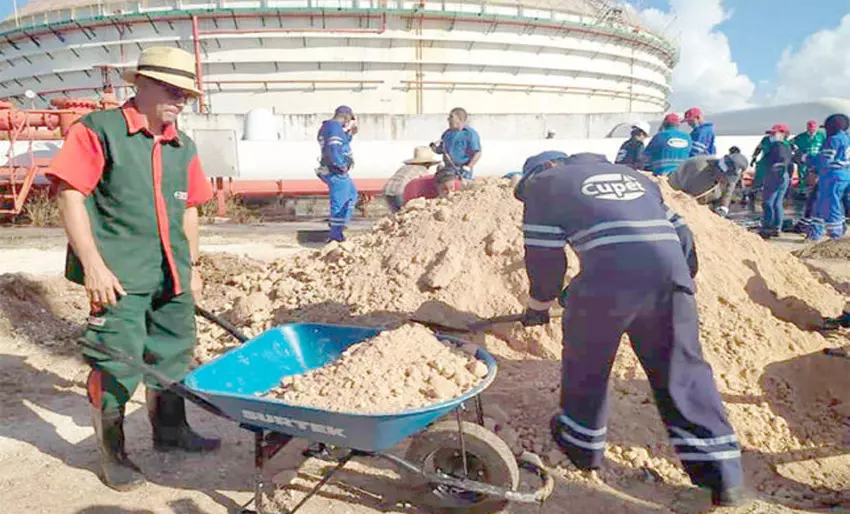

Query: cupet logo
<box><xmin>581</xmin><ymin>173</ymin><xmax>646</xmax><ymax>201</ymax></box>
<box><xmin>667</xmin><ymin>138</ymin><xmax>689</xmax><ymax>149</ymax></box>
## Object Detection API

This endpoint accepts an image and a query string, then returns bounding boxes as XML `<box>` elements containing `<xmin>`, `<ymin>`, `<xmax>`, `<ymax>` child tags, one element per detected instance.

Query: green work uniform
<box><xmin>66</xmin><ymin>108</ymin><xmax>200</xmax><ymax>411</ymax></box>
<box><xmin>754</xmin><ymin>136</ymin><xmax>771</xmax><ymax>188</ymax></box>
<box><xmin>792</xmin><ymin>130</ymin><xmax>826</xmax><ymax>190</ymax></box>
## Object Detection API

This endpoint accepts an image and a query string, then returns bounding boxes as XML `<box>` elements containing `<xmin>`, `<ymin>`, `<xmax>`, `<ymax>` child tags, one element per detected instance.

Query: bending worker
<box><xmin>430</xmin><ymin>107</ymin><xmax>481</xmax><ymax>195</ymax></box>
<box><xmin>803</xmin><ymin>113</ymin><xmax>850</xmax><ymax>241</ymax></box>
<box><xmin>515</xmin><ymin>151</ymin><xmax>745</xmax><ymax>507</ymax></box>
<box><xmin>317</xmin><ymin>105</ymin><xmax>359</xmax><ymax>242</ymax></box>
<box><xmin>382</xmin><ymin>146</ymin><xmax>442</xmax><ymax>212</ymax></box>
<box><xmin>668</xmin><ymin>147</ymin><xmax>749</xmax><ymax>217</ymax></box>
<box><xmin>614</xmin><ymin>120</ymin><xmax>650</xmax><ymax>169</ymax></box>
<box><xmin>684</xmin><ymin>107</ymin><xmax>716</xmax><ymax>157</ymax></box>
<box><xmin>46</xmin><ymin>47</ymin><xmax>220</xmax><ymax>491</ymax></box>
<box><xmin>758</xmin><ymin>124</ymin><xmax>795</xmax><ymax>239</ymax></box>
<box><xmin>643</xmin><ymin>113</ymin><xmax>692</xmax><ymax>176</ymax></box>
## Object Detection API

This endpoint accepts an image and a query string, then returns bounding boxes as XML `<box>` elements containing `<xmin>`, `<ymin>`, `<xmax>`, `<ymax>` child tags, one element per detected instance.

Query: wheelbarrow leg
<box><xmin>241</xmin><ymin>428</ymin><xmax>294</xmax><ymax>514</ymax></box>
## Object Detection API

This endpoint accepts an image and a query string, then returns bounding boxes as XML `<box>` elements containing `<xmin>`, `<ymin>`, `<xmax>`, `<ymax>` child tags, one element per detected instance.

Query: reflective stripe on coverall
<box><xmin>517</xmin><ymin>153</ymin><xmax>742</xmax><ymax>492</ymax></box>
<box><xmin>317</xmin><ymin>119</ymin><xmax>358</xmax><ymax>241</ymax></box>
<box><xmin>804</xmin><ymin>131</ymin><xmax>850</xmax><ymax>240</ymax></box>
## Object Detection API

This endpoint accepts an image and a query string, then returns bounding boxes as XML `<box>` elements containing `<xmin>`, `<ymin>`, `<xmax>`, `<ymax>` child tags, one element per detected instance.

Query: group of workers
<box><xmin>39</xmin><ymin>44</ymin><xmax>847</xmax><ymax>511</ymax></box>
<box><xmin>317</xmin><ymin>105</ymin><xmax>482</xmax><ymax>240</ymax></box>
<box><xmin>616</xmin><ymin>107</ymin><xmax>850</xmax><ymax>243</ymax></box>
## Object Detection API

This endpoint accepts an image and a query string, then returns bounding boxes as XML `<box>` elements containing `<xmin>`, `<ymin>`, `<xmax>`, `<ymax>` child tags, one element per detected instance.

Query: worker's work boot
<box><xmin>711</xmin><ymin>485</ymin><xmax>750</xmax><ymax>507</ymax></box>
<box><xmin>92</xmin><ymin>405</ymin><xmax>146</xmax><ymax>491</ymax></box>
<box><xmin>147</xmin><ymin>389</ymin><xmax>221</xmax><ymax>453</ymax></box>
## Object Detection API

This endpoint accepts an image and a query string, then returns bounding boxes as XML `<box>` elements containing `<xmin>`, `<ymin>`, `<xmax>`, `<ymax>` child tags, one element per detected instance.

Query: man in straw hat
<box><xmin>46</xmin><ymin>46</ymin><xmax>220</xmax><ymax>492</ymax></box>
<box><xmin>382</xmin><ymin>146</ymin><xmax>441</xmax><ymax>212</ymax></box>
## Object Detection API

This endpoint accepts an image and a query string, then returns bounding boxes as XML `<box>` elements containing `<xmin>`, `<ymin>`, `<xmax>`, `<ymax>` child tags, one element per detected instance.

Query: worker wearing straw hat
<box><xmin>383</xmin><ymin>146</ymin><xmax>441</xmax><ymax>212</ymax></box>
<box><xmin>46</xmin><ymin>46</ymin><xmax>220</xmax><ymax>492</ymax></box>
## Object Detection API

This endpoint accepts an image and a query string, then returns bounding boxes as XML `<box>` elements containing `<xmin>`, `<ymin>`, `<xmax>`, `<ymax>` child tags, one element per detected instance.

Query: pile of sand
<box><xmin>0</xmin><ymin>273</ymin><xmax>87</xmax><ymax>348</ymax></box>
<box><xmin>263</xmin><ymin>323</ymin><xmax>488</xmax><ymax>414</ymax></box>
<box><xmin>793</xmin><ymin>237</ymin><xmax>850</xmax><ymax>260</ymax></box>
<box><xmin>197</xmin><ymin>177</ymin><xmax>850</xmax><ymax>510</ymax></box>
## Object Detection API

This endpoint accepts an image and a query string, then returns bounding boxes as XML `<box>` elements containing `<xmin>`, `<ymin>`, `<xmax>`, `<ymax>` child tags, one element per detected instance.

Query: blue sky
<box><xmin>637</xmin><ymin>0</ymin><xmax>839</xmax><ymax>86</ymax></box>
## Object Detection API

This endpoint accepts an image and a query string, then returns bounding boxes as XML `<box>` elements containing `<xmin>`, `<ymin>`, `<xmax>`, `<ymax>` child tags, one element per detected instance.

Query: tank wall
<box><xmin>177</xmin><ymin>111</ymin><xmax>661</xmax><ymax>141</ymax></box>
<box><xmin>0</xmin><ymin>0</ymin><xmax>675</xmax><ymax>115</ymax></box>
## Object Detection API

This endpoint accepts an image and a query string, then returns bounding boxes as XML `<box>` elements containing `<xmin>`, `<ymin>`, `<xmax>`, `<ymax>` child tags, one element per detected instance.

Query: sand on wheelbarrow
<box><xmin>197</xmin><ymin>177</ymin><xmax>850</xmax><ymax>511</ymax></box>
<box><xmin>262</xmin><ymin>323</ymin><xmax>488</xmax><ymax>414</ymax></box>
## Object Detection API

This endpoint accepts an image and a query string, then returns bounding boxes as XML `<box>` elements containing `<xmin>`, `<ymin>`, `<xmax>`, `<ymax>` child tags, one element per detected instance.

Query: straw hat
<box><xmin>404</xmin><ymin>146</ymin><xmax>440</xmax><ymax>165</ymax></box>
<box><xmin>122</xmin><ymin>46</ymin><xmax>201</xmax><ymax>96</ymax></box>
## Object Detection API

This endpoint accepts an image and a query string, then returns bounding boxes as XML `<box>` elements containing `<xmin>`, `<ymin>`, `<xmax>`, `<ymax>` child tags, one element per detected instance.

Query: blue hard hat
<box><xmin>522</xmin><ymin>151</ymin><xmax>569</xmax><ymax>176</ymax></box>
<box><xmin>334</xmin><ymin>105</ymin><xmax>355</xmax><ymax>118</ymax></box>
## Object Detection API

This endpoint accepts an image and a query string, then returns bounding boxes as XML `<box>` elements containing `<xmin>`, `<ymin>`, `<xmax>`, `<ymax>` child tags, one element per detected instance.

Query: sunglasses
<box><xmin>149</xmin><ymin>77</ymin><xmax>194</xmax><ymax>101</ymax></box>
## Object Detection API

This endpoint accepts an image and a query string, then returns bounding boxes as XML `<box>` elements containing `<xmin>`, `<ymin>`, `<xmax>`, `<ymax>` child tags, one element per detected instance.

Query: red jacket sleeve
<box><xmin>186</xmin><ymin>154</ymin><xmax>214</xmax><ymax>208</ymax></box>
<box><xmin>44</xmin><ymin>123</ymin><xmax>105</xmax><ymax>195</ymax></box>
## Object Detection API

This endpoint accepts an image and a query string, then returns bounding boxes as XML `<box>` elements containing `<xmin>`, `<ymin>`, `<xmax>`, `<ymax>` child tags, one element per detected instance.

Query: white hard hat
<box><xmin>632</xmin><ymin>120</ymin><xmax>651</xmax><ymax>135</ymax></box>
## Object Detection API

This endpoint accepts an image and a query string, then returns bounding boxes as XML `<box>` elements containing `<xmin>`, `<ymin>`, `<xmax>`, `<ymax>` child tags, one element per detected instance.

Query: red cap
<box><xmin>770</xmin><ymin>123</ymin><xmax>790</xmax><ymax>134</ymax></box>
<box><xmin>807</xmin><ymin>120</ymin><xmax>818</xmax><ymax>130</ymax></box>
<box><xmin>684</xmin><ymin>107</ymin><xmax>702</xmax><ymax>121</ymax></box>
<box><xmin>663</xmin><ymin>113</ymin><xmax>681</xmax><ymax>125</ymax></box>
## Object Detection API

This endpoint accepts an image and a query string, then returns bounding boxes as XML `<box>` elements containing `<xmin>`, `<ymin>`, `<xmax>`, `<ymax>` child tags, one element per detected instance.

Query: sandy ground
<box><xmin>1</xmin><ymin>221</ymin><xmax>849</xmax><ymax>514</ymax></box>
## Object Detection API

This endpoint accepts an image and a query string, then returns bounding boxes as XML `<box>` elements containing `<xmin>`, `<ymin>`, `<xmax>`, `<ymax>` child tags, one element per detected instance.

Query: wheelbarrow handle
<box><xmin>77</xmin><ymin>339</ymin><xmax>233</xmax><ymax>422</ymax></box>
<box><xmin>195</xmin><ymin>305</ymin><xmax>250</xmax><ymax>343</ymax></box>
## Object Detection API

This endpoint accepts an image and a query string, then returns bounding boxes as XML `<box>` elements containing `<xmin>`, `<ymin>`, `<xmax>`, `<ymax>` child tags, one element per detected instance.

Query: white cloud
<box><xmin>771</xmin><ymin>14</ymin><xmax>850</xmax><ymax>104</ymax></box>
<box><xmin>625</xmin><ymin>0</ymin><xmax>755</xmax><ymax>113</ymax></box>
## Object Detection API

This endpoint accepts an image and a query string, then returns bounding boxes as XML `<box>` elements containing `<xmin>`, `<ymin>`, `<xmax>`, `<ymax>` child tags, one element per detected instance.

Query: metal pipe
<box><xmin>399</xmin><ymin>80</ymin><xmax>666</xmax><ymax>106</ymax></box>
<box><xmin>210</xmin><ymin>79</ymin><xmax>383</xmax><ymax>85</ymax></box>
<box><xmin>190</xmin><ymin>14</ymin><xmax>206</xmax><ymax>113</ymax></box>
<box><xmin>196</xmin><ymin>12</ymin><xmax>386</xmax><ymax>35</ymax></box>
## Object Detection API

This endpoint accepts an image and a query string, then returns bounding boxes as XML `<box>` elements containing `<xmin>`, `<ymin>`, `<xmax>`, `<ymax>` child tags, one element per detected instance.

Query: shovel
<box><xmin>411</xmin><ymin>313</ymin><xmax>525</xmax><ymax>333</ymax></box>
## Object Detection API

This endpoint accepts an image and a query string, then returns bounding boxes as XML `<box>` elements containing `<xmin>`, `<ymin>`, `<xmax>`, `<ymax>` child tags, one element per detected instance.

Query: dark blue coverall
<box><xmin>317</xmin><ymin>119</ymin><xmax>358</xmax><ymax>241</ymax></box>
<box><xmin>515</xmin><ymin>153</ymin><xmax>743</xmax><ymax>498</ymax></box>
<box><xmin>760</xmin><ymin>141</ymin><xmax>794</xmax><ymax>237</ymax></box>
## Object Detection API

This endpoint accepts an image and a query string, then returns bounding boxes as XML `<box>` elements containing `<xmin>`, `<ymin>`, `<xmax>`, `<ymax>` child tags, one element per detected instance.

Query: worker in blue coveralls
<box><xmin>684</xmin><ymin>107</ymin><xmax>716</xmax><ymax>157</ymax></box>
<box><xmin>643</xmin><ymin>113</ymin><xmax>692</xmax><ymax>176</ymax></box>
<box><xmin>803</xmin><ymin>113</ymin><xmax>850</xmax><ymax>241</ymax></box>
<box><xmin>430</xmin><ymin>107</ymin><xmax>481</xmax><ymax>195</ymax></box>
<box><xmin>514</xmin><ymin>150</ymin><xmax>746</xmax><ymax>508</ymax></box>
<box><xmin>758</xmin><ymin>124</ymin><xmax>795</xmax><ymax>239</ymax></box>
<box><xmin>614</xmin><ymin>120</ymin><xmax>650</xmax><ymax>169</ymax></box>
<box><xmin>316</xmin><ymin>105</ymin><xmax>358</xmax><ymax>242</ymax></box>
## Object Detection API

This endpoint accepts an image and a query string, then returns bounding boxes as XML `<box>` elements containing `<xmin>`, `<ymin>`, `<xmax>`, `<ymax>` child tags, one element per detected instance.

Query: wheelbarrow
<box><xmin>79</xmin><ymin>307</ymin><xmax>554</xmax><ymax>514</ymax></box>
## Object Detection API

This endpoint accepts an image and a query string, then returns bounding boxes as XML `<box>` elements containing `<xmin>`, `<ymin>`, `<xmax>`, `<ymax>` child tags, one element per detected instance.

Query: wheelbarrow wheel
<box><xmin>401</xmin><ymin>420</ymin><xmax>520</xmax><ymax>514</ymax></box>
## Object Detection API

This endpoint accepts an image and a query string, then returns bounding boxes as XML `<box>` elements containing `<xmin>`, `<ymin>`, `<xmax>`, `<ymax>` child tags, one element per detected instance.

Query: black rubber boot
<box><xmin>147</xmin><ymin>389</ymin><xmax>221</xmax><ymax>453</ymax></box>
<box><xmin>92</xmin><ymin>406</ymin><xmax>146</xmax><ymax>491</ymax></box>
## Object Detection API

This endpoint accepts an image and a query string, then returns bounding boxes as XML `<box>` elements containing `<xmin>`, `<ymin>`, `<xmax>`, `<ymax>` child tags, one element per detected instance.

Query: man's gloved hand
<box><xmin>521</xmin><ymin>308</ymin><xmax>550</xmax><ymax>327</ymax></box>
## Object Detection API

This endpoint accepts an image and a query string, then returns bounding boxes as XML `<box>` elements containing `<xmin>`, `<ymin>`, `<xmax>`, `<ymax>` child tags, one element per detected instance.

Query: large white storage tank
<box><xmin>1</xmin><ymin>0</ymin><xmax>677</xmax><ymax>115</ymax></box>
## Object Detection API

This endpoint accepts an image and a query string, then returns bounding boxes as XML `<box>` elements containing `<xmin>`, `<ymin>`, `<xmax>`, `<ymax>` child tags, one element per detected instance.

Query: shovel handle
<box><xmin>77</xmin><ymin>338</ymin><xmax>233</xmax><ymax>421</ymax></box>
<box><xmin>195</xmin><ymin>305</ymin><xmax>250</xmax><ymax>343</ymax></box>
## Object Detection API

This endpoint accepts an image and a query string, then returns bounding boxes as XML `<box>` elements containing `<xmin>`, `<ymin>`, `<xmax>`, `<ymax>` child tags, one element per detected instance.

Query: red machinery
<box><xmin>0</xmin><ymin>96</ymin><xmax>116</xmax><ymax>216</ymax></box>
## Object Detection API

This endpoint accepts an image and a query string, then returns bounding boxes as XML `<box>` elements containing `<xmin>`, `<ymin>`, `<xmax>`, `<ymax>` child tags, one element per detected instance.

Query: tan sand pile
<box><xmin>0</xmin><ymin>273</ymin><xmax>87</xmax><ymax>348</ymax></box>
<box><xmin>197</xmin><ymin>177</ymin><xmax>850</xmax><ymax>510</ymax></box>
<box><xmin>793</xmin><ymin>236</ymin><xmax>850</xmax><ymax>260</ymax></box>
<box><xmin>263</xmin><ymin>323</ymin><xmax>488</xmax><ymax>414</ymax></box>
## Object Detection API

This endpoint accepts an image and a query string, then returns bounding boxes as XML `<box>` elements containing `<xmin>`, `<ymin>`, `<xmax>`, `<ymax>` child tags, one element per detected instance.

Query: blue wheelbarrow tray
<box><xmin>183</xmin><ymin>322</ymin><xmax>499</xmax><ymax>452</ymax></box>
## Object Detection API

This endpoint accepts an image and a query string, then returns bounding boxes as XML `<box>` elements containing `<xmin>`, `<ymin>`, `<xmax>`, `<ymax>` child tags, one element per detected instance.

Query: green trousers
<box><xmin>83</xmin><ymin>289</ymin><xmax>196</xmax><ymax>411</ymax></box>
